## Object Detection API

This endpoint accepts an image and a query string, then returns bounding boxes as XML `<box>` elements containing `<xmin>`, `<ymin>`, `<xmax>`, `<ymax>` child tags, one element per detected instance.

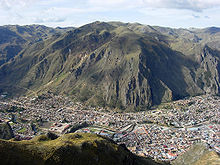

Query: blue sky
<box><xmin>0</xmin><ymin>0</ymin><xmax>220</xmax><ymax>28</ymax></box>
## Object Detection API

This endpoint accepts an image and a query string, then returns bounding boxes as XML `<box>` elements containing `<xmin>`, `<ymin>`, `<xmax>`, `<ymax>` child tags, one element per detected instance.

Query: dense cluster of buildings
<box><xmin>0</xmin><ymin>93</ymin><xmax>219</xmax><ymax>161</ymax></box>
<box><xmin>118</xmin><ymin>124</ymin><xmax>219</xmax><ymax>161</ymax></box>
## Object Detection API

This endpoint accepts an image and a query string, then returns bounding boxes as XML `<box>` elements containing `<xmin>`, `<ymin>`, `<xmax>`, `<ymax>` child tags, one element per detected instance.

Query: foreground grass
<box><xmin>0</xmin><ymin>133</ymin><xmax>162</xmax><ymax>165</ymax></box>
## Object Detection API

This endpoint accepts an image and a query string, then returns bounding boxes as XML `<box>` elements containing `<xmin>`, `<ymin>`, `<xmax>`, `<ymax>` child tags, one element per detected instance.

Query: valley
<box><xmin>0</xmin><ymin>93</ymin><xmax>219</xmax><ymax>162</ymax></box>
<box><xmin>0</xmin><ymin>21</ymin><xmax>220</xmax><ymax>164</ymax></box>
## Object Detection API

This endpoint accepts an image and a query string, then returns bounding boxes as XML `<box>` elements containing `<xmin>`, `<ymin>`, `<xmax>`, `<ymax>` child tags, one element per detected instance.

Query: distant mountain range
<box><xmin>0</xmin><ymin>25</ymin><xmax>75</xmax><ymax>66</ymax></box>
<box><xmin>0</xmin><ymin>22</ymin><xmax>220</xmax><ymax>110</ymax></box>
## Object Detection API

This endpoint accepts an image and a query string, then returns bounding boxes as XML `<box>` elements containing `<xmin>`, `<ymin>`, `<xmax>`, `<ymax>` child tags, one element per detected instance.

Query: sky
<box><xmin>0</xmin><ymin>0</ymin><xmax>220</xmax><ymax>28</ymax></box>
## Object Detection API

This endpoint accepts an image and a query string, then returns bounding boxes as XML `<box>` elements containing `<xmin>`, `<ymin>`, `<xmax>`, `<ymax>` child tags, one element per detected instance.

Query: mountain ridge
<box><xmin>1</xmin><ymin>21</ymin><xmax>220</xmax><ymax>110</ymax></box>
<box><xmin>0</xmin><ymin>24</ymin><xmax>75</xmax><ymax>66</ymax></box>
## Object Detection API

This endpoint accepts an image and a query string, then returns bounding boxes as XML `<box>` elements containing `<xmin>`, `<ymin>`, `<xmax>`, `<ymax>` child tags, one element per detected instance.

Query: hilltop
<box><xmin>0</xmin><ymin>132</ymin><xmax>163</xmax><ymax>165</ymax></box>
<box><xmin>1</xmin><ymin>22</ymin><xmax>220</xmax><ymax>110</ymax></box>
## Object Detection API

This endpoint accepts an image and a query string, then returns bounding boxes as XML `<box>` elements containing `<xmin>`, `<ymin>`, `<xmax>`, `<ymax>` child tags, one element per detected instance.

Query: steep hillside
<box><xmin>0</xmin><ymin>133</ymin><xmax>162</xmax><ymax>165</ymax></box>
<box><xmin>0</xmin><ymin>122</ymin><xmax>14</xmax><ymax>140</ymax></box>
<box><xmin>0</xmin><ymin>22</ymin><xmax>220</xmax><ymax>110</ymax></box>
<box><xmin>171</xmin><ymin>143</ymin><xmax>220</xmax><ymax>165</ymax></box>
<box><xmin>0</xmin><ymin>25</ymin><xmax>74</xmax><ymax>66</ymax></box>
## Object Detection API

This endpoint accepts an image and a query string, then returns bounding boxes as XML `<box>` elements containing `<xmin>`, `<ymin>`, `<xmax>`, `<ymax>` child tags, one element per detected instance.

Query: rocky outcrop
<box><xmin>194</xmin><ymin>46</ymin><xmax>220</xmax><ymax>94</ymax></box>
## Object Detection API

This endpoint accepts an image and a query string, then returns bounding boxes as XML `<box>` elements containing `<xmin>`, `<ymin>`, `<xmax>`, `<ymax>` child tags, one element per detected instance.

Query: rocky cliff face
<box><xmin>0</xmin><ymin>22</ymin><xmax>220</xmax><ymax>110</ymax></box>
<box><xmin>194</xmin><ymin>46</ymin><xmax>220</xmax><ymax>94</ymax></box>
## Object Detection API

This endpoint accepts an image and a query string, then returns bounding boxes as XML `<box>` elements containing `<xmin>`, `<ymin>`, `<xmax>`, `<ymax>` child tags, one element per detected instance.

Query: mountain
<box><xmin>0</xmin><ymin>25</ymin><xmax>75</xmax><ymax>66</ymax></box>
<box><xmin>0</xmin><ymin>133</ymin><xmax>163</xmax><ymax>165</ymax></box>
<box><xmin>171</xmin><ymin>143</ymin><xmax>220</xmax><ymax>165</ymax></box>
<box><xmin>0</xmin><ymin>22</ymin><xmax>220</xmax><ymax>110</ymax></box>
<box><xmin>0</xmin><ymin>122</ymin><xmax>14</xmax><ymax>140</ymax></box>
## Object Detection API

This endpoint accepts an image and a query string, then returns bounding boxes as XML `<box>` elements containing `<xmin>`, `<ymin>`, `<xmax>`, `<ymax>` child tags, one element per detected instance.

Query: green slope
<box><xmin>0</xmin><ymin>133</ymin><xmax>162</xmax><ymax>165</ymax></box>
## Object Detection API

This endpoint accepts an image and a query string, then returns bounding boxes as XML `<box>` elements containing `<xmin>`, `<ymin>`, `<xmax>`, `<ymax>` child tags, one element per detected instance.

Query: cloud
<box><xmin>88</xmin><ymin>0</ymin><xmax>220</xmax><ymax>12</ymax></box>
<box><xmin>192</xmin><ymin>14</ymin><xmax>200</xmax><ymax>19</ymax></box>
<box><xmin>34</xmin><ymin>17</ymin><xmax>66</xmax><ymax>23</ymax></box>
<box><xmin>0</xmin><ymin>0</ymin><xmax>219</xmax><ymax>28</ymax></box>
<box><xmin>43</xmin><ymin>7</ymin><xmax>90</xmax><ymax>15</ymax></box>
<box><xmin>92</xmin><ymin>0</ymin><xmax>145</xmax><ymax>9</ymax></box>
<box><xmin>0</xmin><ymin>0</ymin><xmax>36</xmax><ymax>10</ymax></box>
<box><xmin>89</xmin><ymin>0</ymin><xmax>126</xmax><ymax>5</ymax></box>
<box><xmin>1</xmin><ymin>0</ymin><xmax>220</xmax><ymax>13</ymax></box>
<box><xmin>142</xmin><ymin>0</ymin><xmax>220</xmax><ymax>11</ymax></box>
<box><xmin>2</xmin><ymin>0</ymin><xmax>220</xmax><ymax>14</ymax></box>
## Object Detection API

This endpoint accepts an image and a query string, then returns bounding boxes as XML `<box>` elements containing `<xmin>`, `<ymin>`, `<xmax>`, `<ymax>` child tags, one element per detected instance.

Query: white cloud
<box><xmin>142</xmin><ymin>0</ymin><xmax>220</xmax><ymax>11</ymax></box>
<box><xmin>88</xmin><ymin>0</ymin><xmax>220</xmax><ymax>12</ymax></box>
<box><xmin>0</xmin><ymin>0</ymin><xmax>36</xmax><ymax>10</ymax></box>
<box><xmin>0</xmin><ymin>0</ymin><xmax>219</xmax><ymax>28</ymax></box>
<box><xmin>89</xmin><ymin>0</ymin><xmax>126</xmax><ymax>5</ymax></box>
<box><xmin>34</xmin><ymin>17</ymin><xmax>66</xmax><ymax>23</ymax></box>
<box><xmin>1</xmin><ymin>0</ymin><xmax>220</xmax><ymax>13</ymax></box>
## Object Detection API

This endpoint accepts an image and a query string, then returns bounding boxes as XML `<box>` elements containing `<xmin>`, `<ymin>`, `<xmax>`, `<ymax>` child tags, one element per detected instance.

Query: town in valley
<box><xmin>0</xmin><ymin>93</ymin><xmax>219</xmax><ymax>161</ymax></box>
